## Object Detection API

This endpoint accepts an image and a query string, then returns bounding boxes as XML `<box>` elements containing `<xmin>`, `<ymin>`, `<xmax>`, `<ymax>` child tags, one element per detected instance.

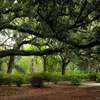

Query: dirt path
<box><xmin>0</xmin><ymin>83</ymin><xmax>100</xmax><ymax>100</ymax></box>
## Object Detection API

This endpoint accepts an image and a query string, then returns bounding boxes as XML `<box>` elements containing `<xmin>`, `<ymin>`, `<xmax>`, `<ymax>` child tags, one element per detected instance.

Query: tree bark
<box><xmin>0</xmin><ymin>47</ymin><xmax>63</xmax><ymax>58</ymax></box>
<box><xmin>43</xmin><ymin>56</ymin><xmax>46</xmax><ymax>72</ymax></box>
<box><xmin>62</xmin><ymin>61</ymin><xmax>66</xmax><ymax>75</ymax></box>
<box><xmin>7</xmin><ymin>56</ymin><xmax>15</xmax><ymax>73</ymax></box>
<box><xmin>62</xmin><ymin>59</ymin><xmax>70</xmax><ymax>75</ymax></box>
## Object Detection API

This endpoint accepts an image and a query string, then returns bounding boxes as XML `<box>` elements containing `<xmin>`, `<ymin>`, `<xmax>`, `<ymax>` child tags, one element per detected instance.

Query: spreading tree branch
<box><xmin>0</xmin><ymin>47</ymin><xmax>64</xmax><ymax>58</ymax></box>
<box><xmin>74</xmin><ymin>0</ymin><xmax>87</xmax><ymax>26</ymax></box>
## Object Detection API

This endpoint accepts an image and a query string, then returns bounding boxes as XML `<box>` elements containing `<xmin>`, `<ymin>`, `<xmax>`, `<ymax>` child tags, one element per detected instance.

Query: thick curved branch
<box><xmin>4</xmin><ymin>25</ymin><xmax>100</xmax><ymax>49</ymax></box>
<box><xmin>5</xmin><ymin>25</ymin><xmax>47</xmax><ymax>38</ymax></box>
<box><xmin>0</xmin><ymin>47</ymin><xmax>64</xmax><ymax>58</ymax></box>
<box><xmin>18</xmin><ymin>38</ymin><xmax>48</xmax><ymax>49</ymax></box>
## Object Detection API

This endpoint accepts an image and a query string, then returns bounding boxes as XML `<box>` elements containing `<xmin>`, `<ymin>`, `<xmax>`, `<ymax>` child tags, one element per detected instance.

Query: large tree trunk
<box><xmin>7</xmin><ymin>36</ymin><xmax>26</xmax><ymax>73</ymax></box>
<box><xmin>7</xmin><ymin>56</ymin><xmax>15</xmax><ymax>73</ymax></box>
<box><xmin>43</xmin><ymin>56</ymin><xmax>46</xmax><ymax>72</ymax></box>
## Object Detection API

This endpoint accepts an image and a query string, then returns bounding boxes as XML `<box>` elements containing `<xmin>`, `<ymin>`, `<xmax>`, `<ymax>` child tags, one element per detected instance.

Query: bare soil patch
<box><xmin>0</xmin><ymin>83</ymin><xmax>100</xmax><ymax>100</ymax></box>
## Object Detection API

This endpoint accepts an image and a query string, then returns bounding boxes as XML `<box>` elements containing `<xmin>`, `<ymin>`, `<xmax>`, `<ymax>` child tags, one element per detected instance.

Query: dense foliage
<box><xmin>0</xmin><ymin>0</ymin><xmax>100</xmax><ymax>57</ymax></box>
<box><xmin>0</xmin><ymin>0</ymin><xmax>100</xmax><ymax>87</ymax></box>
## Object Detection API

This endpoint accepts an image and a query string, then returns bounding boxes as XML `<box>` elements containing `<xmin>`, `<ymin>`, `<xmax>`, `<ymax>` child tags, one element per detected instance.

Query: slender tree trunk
<box><xmin>85</xmin><ymin>60</ymin><xmax>88</xmax><ymax>73</ymax></box>
<box><xmin>62</xmin><ymin>59</ymin><xmax>70</xmax><ymax>75</ymax></box>
<box><xmin>62</xmin><ymin>61</ymin><xmax>66</xmax><ymax>75</ymax></box>
<box><xmin>7</xmin><ymin>56</ymin><xmax>15</xmax><ymax>73</ymax></box>
<box><xmin>43</xmin><ymin>56</ymin><xmax>46</xmax><ymax>72</ymax></box>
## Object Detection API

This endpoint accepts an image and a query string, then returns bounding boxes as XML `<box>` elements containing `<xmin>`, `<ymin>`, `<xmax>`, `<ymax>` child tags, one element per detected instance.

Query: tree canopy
<box><xmin>0</xmin><ymin>0</ymin><xmax>100</xmax><ymax>58</ymax></box>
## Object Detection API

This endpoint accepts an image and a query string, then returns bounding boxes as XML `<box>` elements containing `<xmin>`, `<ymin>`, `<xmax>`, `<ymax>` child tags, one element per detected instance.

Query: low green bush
<box><xmin>30</xmin><ymin>73</ymin><xmax>44</xmax><ymax>87</ymax></box>
<box><xmin>4</xmin><ymin>74</ymin><xmax>13</xmax><ymax>86</ymax></box>
<box><xmin>75</xmin><ymin>74</ymin><xmax>89</xmax><ymax>79</ymax></box>
<box><xmin>0</xmin><ymin>73</ymin><xmax>25</xmax><ymax>86</ymax></box>
<box><xmin>89</xmin><ymin>72</ymin><xmax>97</xmax><ymax>81</ymax></box>
<box><xmin>60</xmin><ymin>75</ymin><xmax>72</xmax><ymax>81</ymax></box>
<box><xmin>60</xmin><ymin>74</ymin><xmax>88</xmax><ymax>81</ymax></box>
<box><xmin>39</xmin><ymin>72</ymin><xmax>52</xmax><ymax>82</ymax></box>
<box><xmin>0</xmin><ymin>73</ymin><xmax>6</xmax><ymax>86</ymax></box>
<box><xmin>50</xmin><ymin>74</ymin><xmax>61</xmax><ymax>84</ymax></box>
<box><xmin>0</xmin><ymin>73</ymin><xmax>13</xmax><ymax>86</ymax></box>
<box><xmin>13</xmin><ymin>75</ymin><xmax>24</xmax><ymax>87</ymax></box>
<box><xmin>71</xmin><ymin>76</ymin><xmax>81</xmax><ymax>85</ymax></box>
<box><xmin>24</xmin><ymin>75</ymin><xmax>31</xmax><ymax>84</ymax></box>
<box><xmin>96</xmin><ymin>73</ymin><xmax>100</xmax><ymax>82</ymax></box>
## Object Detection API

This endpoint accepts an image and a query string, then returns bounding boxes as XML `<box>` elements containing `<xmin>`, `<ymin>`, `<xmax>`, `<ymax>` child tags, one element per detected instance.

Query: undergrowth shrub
<box><xmin>13</xmin><ymin>74</ymin><xmax>24</xmax><ymax>87</ymax></box>
<box><xmin>24</xmin><ymin>75</ymin><xmax>31</xmax><ymax>84</ymax></box>
<box><xmin>96</xmin><ymin>73</ymin><xmax>100</xmax><ymax>82</ymax></box>
<box><xmin>89</xmin><ymin>72</ymin><xmax>97</xmax><ymax>81</ymax></box>
<box><xmin>50</xmin><ymin>74</ymin><xmax>61</xmax><ymax>84</ymax></box>
<box><xmin>4</xmin><ymin>74</ymin><xmax>13</xmax><ymax>86</ymax></box>
<box><xmin>39</xmin><ymin>72</ymin><xmax>52</xmax><ymax>82</ymax></box>
<box><xmin>30</xmin><ymin>73</ymin><xmax>44</xmax><ymax>87</ymax></box>
<box><xmin>73</xmin><ymin>74</ymin><xmax>88</xmax><ymax>80</ymax></box>
<box><xmin>0</xmin><ymin>73</ymin><xmax>13</xmax><ymax>86</ymax></box>
<box><xmin>0</xmin><ymin>73</ymin><xmax>6</xmax><ymax>86</ymax></box>
<box><xmin>61</xmin><ymin>74</ymin><xmax>88</xmax><ymax>81</ymax></box>
<box><xmin>71</xmin><ymin>76</ymin><xmax>81</xmax><ymax>85</ymax></box>
<box><xmin>61</xmin><ymin>75</ymin><xmax>72</xmax><ymax>81</ymax></box>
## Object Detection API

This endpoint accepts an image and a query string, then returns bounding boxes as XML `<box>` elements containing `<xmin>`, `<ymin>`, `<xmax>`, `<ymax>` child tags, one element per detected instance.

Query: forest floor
<box><xmin>0</xmin><ymin>81</ymin><xmax>100</xmax><ymax>100</ymax></box>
